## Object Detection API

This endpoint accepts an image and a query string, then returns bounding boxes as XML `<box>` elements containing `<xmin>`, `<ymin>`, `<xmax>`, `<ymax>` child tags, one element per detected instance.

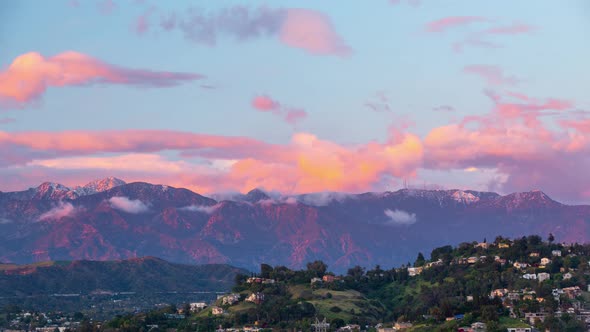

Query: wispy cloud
<box><xmin>109</xmin><ymin>196</ymin><xmax>150</xmax><ymax>213</ymax></box>
<box><xmin>180</xmin><ymin>204</ymin><xmax>221</xmax><ymax>214</ymax></box>
<box><xmin>251</xmin><ymin>95</ymin><xmax>308</xmax><ymax>125</ymax></box>
<box><xmin>463</xmin><ymin>65</ymin><xmax>520</xmax><ymax>86</ymax></box>
<box><xmin>38</xmin><ymin>202</ymin><xmax>80</xmax><ymax>221</ymax></box>
<box><xmin>0</xmin><ymin>51</ymin><xmax>204</xmax><ymax>109</ymax></box>
<box><xmin>425</xmin><ymin>16</ymin><xmax>490</xmax><ymax>33</ymax></box>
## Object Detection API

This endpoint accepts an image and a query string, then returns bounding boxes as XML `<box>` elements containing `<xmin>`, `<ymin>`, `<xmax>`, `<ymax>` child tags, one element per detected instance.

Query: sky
<box><xmin>1</xmin><ymin>0</ymin><xmax>590</xmax><ymax>203</ymax></box>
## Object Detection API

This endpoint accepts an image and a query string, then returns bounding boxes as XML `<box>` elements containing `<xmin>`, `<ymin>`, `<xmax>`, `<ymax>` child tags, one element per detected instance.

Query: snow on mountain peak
<box><xmin>76</xmin><ymin>177</ymin><xmax>126</xmax><ymax>195</ymax></box>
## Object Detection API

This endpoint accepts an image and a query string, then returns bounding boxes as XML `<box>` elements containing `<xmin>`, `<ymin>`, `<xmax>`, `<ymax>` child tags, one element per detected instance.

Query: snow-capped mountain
<box><xmin>0</xmin><ymin>180</ymin><xmax>588</xmax><ymax>272</ymax></box>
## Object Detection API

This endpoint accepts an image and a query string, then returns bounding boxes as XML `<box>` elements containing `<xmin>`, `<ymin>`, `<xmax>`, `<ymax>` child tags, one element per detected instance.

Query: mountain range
<box><xmin>1</xmin><ymin>178</ymin><xmax>589</xmax><ymax>272</ymax></box>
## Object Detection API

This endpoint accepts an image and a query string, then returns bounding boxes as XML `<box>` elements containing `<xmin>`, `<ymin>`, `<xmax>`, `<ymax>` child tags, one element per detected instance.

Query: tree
<box><xmin>306</xmin><ymin>261</ymin><xmax>328</xmax><ymax>277</ymax></box>
<box><xmin>414</xmin><ymin>252</ymin><xmax>425</xmax><ymax>267</ymax></box>
<box><xmin>260</xmin><ymin>263</ymin><xmax>273</xmax><ymax>278</ymax></box>
<box><xmin>548</xmin><ymin>233</ymin><xmax>555</xmax><ymax>244</ymax></box>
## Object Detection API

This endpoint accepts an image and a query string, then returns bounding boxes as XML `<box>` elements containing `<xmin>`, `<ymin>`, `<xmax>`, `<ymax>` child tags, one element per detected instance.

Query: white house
<box><xmin>538</xmin><ymin>272</ymin><xmax>550</xmax><ymax>282</ymax></box>
<box><xmin>552</xmin><ymin>250</ymin><xmax>562</xmax><ymax>257</ymax></box>
<box><xmin>563</xmin><ymin>272</ymin><xmax>573</xmax><ymax>280</ymax></box>
<box><xmin>190</xmin><ymin>302</ymin><xmax>208</xmax><ymax>312</ymax></box>
<box><xmin>523</xmin><ymin>273</ymin><xmax>537</xmax><ymax>280</ymax></box>
<box><xmin>540</xmin><ymin>257</ymin><xmax>551</xmax><ymax>265</ymax></box>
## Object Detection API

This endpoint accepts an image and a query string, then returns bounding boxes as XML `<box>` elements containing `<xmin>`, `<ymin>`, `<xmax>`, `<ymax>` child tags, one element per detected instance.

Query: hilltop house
<box><xmin>552</xmin><ymin>250</ymin><xmax>562</xmax><ymax>257</ymax></box>
<box><xmin>563</xmin><ymin>272</ymin><xmax>573</xmax><ymax>280</ymax></box>
<box><xmin>498</xmin><ymin>243</ymin><xmax>511</xmax><ymax>248</ymax></box>
<box><xmin>246</xmin><ymin>292</ymin><xmax>265</xmax><ymax>304</ymax></box>
<box><xmin>220</xmin><ymin>293</ymin><xmax>240</xmax><ymax>306</ymax></box>
<box><xmin>190</xmin><ymin>302</ymin><xmax>207</xmax><ymax>312</ymax></box>
<box><xmin>407</xmin><ymin>267</ymin><xmax>423</xmax><ymax>277</ymax></box>
<box><xmin>540</xmin><ymin>257</ymin><xmax>551</xmax><ymax>265</ymax></box>
<box><xmin>212</xmin><ymin>306</ymin><xmax>224</xmax><ymax>315</ymax></box>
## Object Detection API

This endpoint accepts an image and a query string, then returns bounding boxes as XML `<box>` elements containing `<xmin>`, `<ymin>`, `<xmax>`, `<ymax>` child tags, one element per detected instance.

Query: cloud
<box><xmin>180</xmin><ymin>203</ymin><xmax>221</xmax><ymax>214</ymax></box>
<box><xmin>384</xmin><ymin>209</ymin><xmax>417</xmax><ymax>225</ymax></box>
<box><xmin>38</xmin><ymin>202</ymin><xmax>79</xmax><ymax>221</ymax></box>
<box><xmin>144</xmin><ymin>6</ymin><xmax>350</xmax><ymax>56</ymax></box>
<box><xmin>364</xmin><ymin>91</ymin><xmax>391</xmax><ymax>113</ymax></box>
<box><xmin>279</xmin><ymin>8</ymin><xmax>351</xmax><ymax>56</ymax></box>
<box><xmin>0</xmin><ymin>217</ymin><xmax>13</xmax><ymax>224</ymax></box>
<box><xmin>425</xmin><ymin>16</ymin><xmax>490</xmax><ymax>33</ymax></box>
<box><xmin>252</xmin><ymin>95</ymin><xmax>281</xmax><ymax>113</ymax></box>
<box><xmin>463</xmin><ymin>65</ymin><xmax>520</xmax><ymax>86</ymax></box>
<box><xmin>108</xmin><ymin>196</ymin><xmax>150</xmax><ymax>213</ymax></box>
<box><xmin>453</xmin><ymin>22</ymin><xmax>535</xmax><ymax>52</ymax></box>
<box><xmin>389</xmin><ymin>0</ymin><xmax>422</xmax><ymax>7</ymax></box>
<box><xmin>0</xmin><ymin>51</ymin><xmax>204</xmax><ymax>108</ymax></box>
<box><xmin>251</xmin><ymin>95</ymin><xmax>308</xmax><ymax>125</ymax></box>
<box><xmin>296</xmin><ymin>192</ymin><xmax>354</xmax><ymax>207</ymax></box>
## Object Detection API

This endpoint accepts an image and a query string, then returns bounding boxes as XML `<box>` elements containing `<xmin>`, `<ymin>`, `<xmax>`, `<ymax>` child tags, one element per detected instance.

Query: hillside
<box><xmin>100</xmin><ymin>235</ymin><xmax>590</xmax><ymax>332</ymax></box>
<box><xmin>0</xmin><ymin>257</ymin><xmax>246</xmax><ymax>297</ymax></box>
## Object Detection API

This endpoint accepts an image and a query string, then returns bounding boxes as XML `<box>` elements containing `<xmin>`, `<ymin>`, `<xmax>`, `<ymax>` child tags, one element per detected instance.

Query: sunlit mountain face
<box><xmin>1</xmin><ymin>2</ymin><xmax>588</xmax><ymax>273</ymax></box>
<box><xmin>0</xmin><ymin>179</ymin><xmax>587</xmax><ymax>272</ymax></box>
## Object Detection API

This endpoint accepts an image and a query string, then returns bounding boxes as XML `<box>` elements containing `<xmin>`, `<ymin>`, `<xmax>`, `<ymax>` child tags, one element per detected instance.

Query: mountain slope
<box><xmin>1</xmin><ymin>180</ymin><xmax>590</xmax><ymax>271</ymax></box>
<box><xmin>0</xmin><ymin>257</ymin><xmax>246</xmax><ymax>296</ymax></box>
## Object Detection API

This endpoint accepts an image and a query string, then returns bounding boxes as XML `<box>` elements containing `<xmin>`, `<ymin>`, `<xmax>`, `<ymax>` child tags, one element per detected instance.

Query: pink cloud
<box><xmin>149</xmin><ymin>6</ymin><xmax>350</xmax><ymax>57</ymax></box>
<box><xmin>252</xmin><ymin>95</ymin><xmax>281</xmax><ymax>113</ymax></box>
<box><xmin>463</xmin><ymin>65</ymin><xmax>520</xmax><ymax>86</ymax></box>
<box><xmin>483</xmin><ymin>23</ymin><xmax>535</xmax><ymax>35</ymax></box>
<box><xmin>284</xmin><ymin>109</ymin><xmax>308</xmax><ymax>124</ymax></box>
<box><xmin>279</xmin><ymin>9</ymin><xmax>351</xmax><ymax>56</ymax></box>
<box><xmin>425</xmin><ymin>16</ymin><xmax>489</xmax><ymax>33</ymax></box>
<box><xmin>109</xmin><ymin>196</ymin><xmax>150</xmax><ymax>214</ymax></box>
<box><xmin>251</xmin><ymin>95</ymin><xmax>307</xmax><ymax>125</ymax></box>
<box><xmin>0</xmin><ymin>51</ymin><xmax>204</xmax><ymax>108</ymax></box>
<box><xmin>452</xmin><ymin>22</ymin><xmax>535</xmax><ymax>52</ymax></box>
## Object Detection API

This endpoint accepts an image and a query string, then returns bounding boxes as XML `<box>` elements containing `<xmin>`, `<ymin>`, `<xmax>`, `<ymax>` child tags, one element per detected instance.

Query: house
<box><xmin>212</xmin><ymin>306</ymin><xmax>224</xmax><ymax>315</ymax></box>
<box><xmin>246</xmin><ymin>277</ymin><xmax>276</xmax><ymax>284</ymax></box>
<box><xmin>471</xmin><ymin>322</ymin><xmax>486</xmax><ymax>330</ymax></box>
<box><xmin>475</xmin><ymin>242</ymin><xmax>489</xmax><ymax>249</ymax></box>
<box><xmin>311</xmin><ymin>277</ymin><xmax>323</xmax><ymax>284</ymax></box>
<box><xmin>513</xmin><ymin>262</ymin><xmax>529</xmax><ymax>269</ymax></box>
<box><xmin>466</xmin><ymin>295</ymin><xmax>474</xmax><ymax>302</ymax></box>
<box><xmin>220</xmin><ymin>293</ymin><xmax>240</xmax><ymax>306</ymax></box>
<box><xmin>426</xmin><ymin>259</ymin><xmax>443</xmax><ymax>268</ymax></box>
<box><xmin>507</xmin><ymin>292</ymin><xmax>521</xmax><ymax>301</ymax></box>
<box><xmin>490</xmin><ymin>288</ymin><xmax>509</xmax><ymax>298</ymax></box>
<box><xmin>524</xmin><ymin>312</ymin><xmax>546</xmax><ymax>324</ymax></box>
<box><xmin>393</xmin><ymin>322</ymin><xmax>413</xmax><ymax>330</ymax></box>
<box><xmin>377</xmin><ymin>328</ymin><xmax>395</xmax><ymax>332</ymax></box>
<box><xmin>338</xmin><ymin>324</ymin><xmax>360</xmax><ymax>332</ymax></box>
<box><xmin>552</xmin><ymin>250</ymin><xmax>562</xmax><ymax>257</ymax></box>
<box><xmin>537</xmin><ymin>272</ymin><xmax>550</xmax><ymax>282</ymax></box>
<box><xmin>540</xmin><ymin>257</ymin><xmax>551</xmax><ymax>265</ymax></box>
<box><xmin>322</xmin><ymin>275</ymin><xmax>341</xmax><ymax>282</ymax></box>
<box><xmin>562</xmin><ymin>286</ymin><xmax>582</xmax><ymax>299</ymax></box>
<box><xmin>529</xmin><ymin>252</ymin><xmax>540</xmax><ymax>257</ymax></box>
<box><xmin>498</xmin><ymin>243</ymin><xmax>511</xmax><ymax>248</ymax></box>
<box><xmin>190</xmin><ymin>302</ymin><xmax>208</xmax><ymax>312</ymax></box>
<box><xmin>245</xmin><ymin>292</ymin><xmax>265</xmax><ymax>304</ymax></box>
<box><xmin>467</xmin><ymin>257</ymin><xmax>478</xmax><ymax>264</ymax></box>
<box><xmin>522</xmin><ymin>273</ymin><xmax>537</xmax><ymax>280</ymax></box>
<box><xmin>563</xmin><ymin>272</ymin><xmax>573</xmax><ymax>280</ymax></box>
<box><xmin>506</xmin><ymin>328</ymin><xmax>532</xmax><ymax>332</ymax></box>
<box><xmin>407</xmin><ymin>267</ymin><xmax>423</xmax><ymax>276</ymax></box>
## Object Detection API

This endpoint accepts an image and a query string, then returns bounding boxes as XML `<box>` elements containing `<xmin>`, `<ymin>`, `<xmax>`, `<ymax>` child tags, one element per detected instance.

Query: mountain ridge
<box><xmin>1</xmin><ymin>179</ymin><xmax>588</xmax><ymax>272</ymax></box>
